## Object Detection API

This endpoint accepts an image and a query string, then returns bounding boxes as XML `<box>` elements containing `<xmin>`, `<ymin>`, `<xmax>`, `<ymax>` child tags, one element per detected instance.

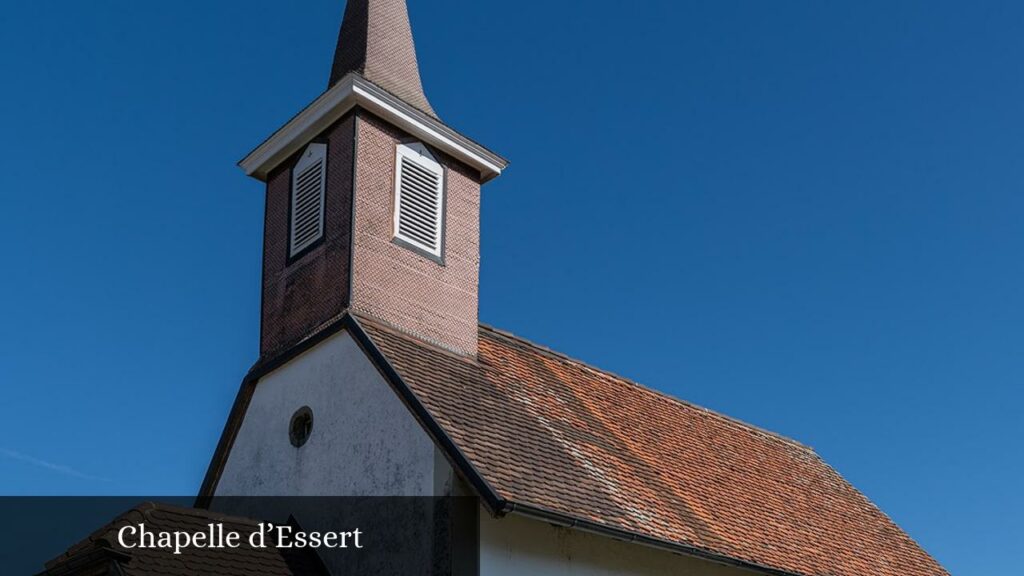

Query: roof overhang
<box><xmin>238</xmin><ymin>73</ymin><xmax>508</xmax><ymax>183</ymax></box>
<box><xmin>197</xmin><ymin>312</ymin><xmax>801</xmax><ymax>576</ymax></box>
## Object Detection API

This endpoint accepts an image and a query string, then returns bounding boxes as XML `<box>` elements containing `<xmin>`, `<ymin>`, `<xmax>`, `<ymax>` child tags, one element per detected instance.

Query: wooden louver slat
<box><xmin>394</xmin><ymin>144</ymin><xmax>444</xmax><ymax>257</ymax></box>
<box><xmin>289</xmin><ymin>144</ymin><xmax>327</xmax><ymax>257</ymax></box>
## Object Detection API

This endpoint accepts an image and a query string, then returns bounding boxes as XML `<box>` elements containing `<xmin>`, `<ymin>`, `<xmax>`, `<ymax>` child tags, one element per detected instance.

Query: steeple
<box><xmin>329</xmin><ymin>0</ymin><xmax>437</xmax><ymax>118</ymax></box>
<box><xmin>240</xmin><ymin>0</ymin><xmax>506</xmax><ymax>358</ymax></box>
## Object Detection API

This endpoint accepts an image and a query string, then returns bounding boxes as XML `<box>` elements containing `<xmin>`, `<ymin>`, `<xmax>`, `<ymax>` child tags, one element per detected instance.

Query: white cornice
<box><xmin>239</xmin><ymin>74</ymin><xmax>507</xmax><ymax>183</ymax></box>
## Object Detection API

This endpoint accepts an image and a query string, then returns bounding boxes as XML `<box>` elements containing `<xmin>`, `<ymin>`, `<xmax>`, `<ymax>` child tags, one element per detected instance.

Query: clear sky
<box><xmin>0</xmin><ymin>1</ymin><xmax>1020</xmax><ymax>573</ymax></box>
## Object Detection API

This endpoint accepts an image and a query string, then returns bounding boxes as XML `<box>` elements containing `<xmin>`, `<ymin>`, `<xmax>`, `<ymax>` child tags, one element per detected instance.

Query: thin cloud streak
<box><xmin>0</xmin><ymin>447</ymin><xmax>111</xmax><ymax>483</ymax></box>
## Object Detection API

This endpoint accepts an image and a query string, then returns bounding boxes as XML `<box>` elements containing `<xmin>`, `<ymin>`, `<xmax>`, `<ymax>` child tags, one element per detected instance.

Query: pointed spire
<box><xmin>329</xmin><ymin>0</ymin><xmax>437</xmax><ymax>118</ymax></box>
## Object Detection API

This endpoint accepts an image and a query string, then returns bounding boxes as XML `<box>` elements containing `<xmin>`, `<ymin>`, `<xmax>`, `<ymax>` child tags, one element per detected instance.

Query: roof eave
<box><xmin>195</xmin><ymin>313</ymin><xmax>802</xmax><ymax>576</ymax></box>
<box><xmin>238</xmin><ymin>73</ymin><xmax>508</xmax><ymax>183</ymax></box>
<box><xmin>197</xmin><ymin>312</ymin><xmax>508</xmax><ymax>517</ymax></box>
<box><xmin>505</xmin><ymin>502</ymin><xmax>803</xmax><ymax>576</ymax></box>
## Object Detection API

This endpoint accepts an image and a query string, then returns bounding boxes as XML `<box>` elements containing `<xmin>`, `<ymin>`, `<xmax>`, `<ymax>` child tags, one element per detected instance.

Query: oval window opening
<box><xmin>289</xmin><ymin>406</ymin><xmax>314</xmax><ymax>448</ymax></box>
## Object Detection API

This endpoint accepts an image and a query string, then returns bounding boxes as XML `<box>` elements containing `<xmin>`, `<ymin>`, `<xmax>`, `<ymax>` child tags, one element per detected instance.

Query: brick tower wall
<box><xmin>349</xmin><ymin>112</ymin><xmax>481</xmax><ymax>356</ymax></box>
<box><xmin>260</xmin><ymin>114</ymin><xmax>356</xmax><ymax>355</ymax></box>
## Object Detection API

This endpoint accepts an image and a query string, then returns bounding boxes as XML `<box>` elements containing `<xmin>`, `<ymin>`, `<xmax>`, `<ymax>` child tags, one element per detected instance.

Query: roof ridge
<box><xmin>478</xmin><ymin>323</ymin><xmax>815</xmax><ymax>453</ymax></box>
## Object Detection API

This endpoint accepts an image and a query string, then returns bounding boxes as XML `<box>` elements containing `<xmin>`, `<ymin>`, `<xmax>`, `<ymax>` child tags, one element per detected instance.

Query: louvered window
<box><xmin>289</xmin><ymin>143</ymin><xmax>327</xmax><ymax>258</ymax></box>
<box><xmin>393</xmin><ymin>143</ymin><xmax>444</xmax><ymax>259</ymax></box>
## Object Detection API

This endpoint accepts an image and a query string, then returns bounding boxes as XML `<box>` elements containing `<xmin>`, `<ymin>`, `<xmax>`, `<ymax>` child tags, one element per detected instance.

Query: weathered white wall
<box><xmin>215</xmin><ymin>329</ymin><xmax>447</xmax><ymax>496</ymax></box>
<box><xmin>216</xmin><ymin>329</ymin><xmax>762</xmax><ymax>575</ymax></box>
<box><xmin>480</xmin><ymin>513</ymin><xmax>763</xmax><ymax>576</ymax></box>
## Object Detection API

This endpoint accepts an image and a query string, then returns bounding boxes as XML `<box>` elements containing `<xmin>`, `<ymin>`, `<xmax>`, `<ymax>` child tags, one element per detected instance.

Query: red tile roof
<box><xmin>360</xmin><ymin>317</ymin><xmax>948</xmax><ymax>576</ymax></box>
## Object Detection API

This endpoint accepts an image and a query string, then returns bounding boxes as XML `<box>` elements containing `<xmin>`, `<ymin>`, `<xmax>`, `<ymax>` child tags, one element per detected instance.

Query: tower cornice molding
<box><xmin>239</xmin><ymin>74</ymin><xmax>506</xmax><ymax>183</ymax></box>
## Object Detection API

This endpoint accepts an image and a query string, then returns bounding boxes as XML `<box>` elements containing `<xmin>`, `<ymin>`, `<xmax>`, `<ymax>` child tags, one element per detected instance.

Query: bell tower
<box><xmin>240</xmin><ymin>0</ymin><xmax>507</xmax><ymax>358</ymax></box>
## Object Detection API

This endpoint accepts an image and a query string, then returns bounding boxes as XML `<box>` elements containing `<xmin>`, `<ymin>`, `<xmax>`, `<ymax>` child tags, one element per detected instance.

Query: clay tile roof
<box><xmin>329</xmin><ymin>0</ymin><xmax>438</xmax><ymax>119</ymax></box>
<box><xmin>358</xmin><ymin>317</ymin><xmax>949</xmax><ymax>576</ymax></box>
<box><xmin>41</xmin><ymin>503</ymin><xmax>328</xmax><ymax>576</ymax></box>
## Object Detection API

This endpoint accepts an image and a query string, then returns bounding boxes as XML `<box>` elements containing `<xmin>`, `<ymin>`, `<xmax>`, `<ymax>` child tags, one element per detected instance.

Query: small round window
<box><xmin>289</xmin><ymin>406</ymin><xmax>314</xmax><ymax>448</ymax></box>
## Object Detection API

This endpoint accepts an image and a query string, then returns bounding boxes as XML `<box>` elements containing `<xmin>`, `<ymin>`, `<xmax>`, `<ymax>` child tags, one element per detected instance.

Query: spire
<box><xmin>329</xmin><ymin>0</ymin><xmax>437</xmax><ymax>118</ymax></box>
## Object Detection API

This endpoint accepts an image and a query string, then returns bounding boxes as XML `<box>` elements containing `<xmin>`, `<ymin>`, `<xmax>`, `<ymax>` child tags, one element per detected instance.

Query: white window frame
<box><xmin>393</xmin><ymin>142</ymin><xmax>445</xmax><ymax>259</ymax></box>
<box><xmin>289</xmin><ymin>143</ymin><xmax>327</xmax><ymax>258</ymax></box>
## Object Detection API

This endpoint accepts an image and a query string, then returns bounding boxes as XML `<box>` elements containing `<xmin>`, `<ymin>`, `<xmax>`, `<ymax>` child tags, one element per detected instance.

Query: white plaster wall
<box><xmin>215</xmin><ymin>329</ymin><xmax>444</xmax><ymax>496</ymax></box>
<box><xmin>480</xmin><ymin>513</ymin><xmax>763</xmax><ymax>576</ymax></box>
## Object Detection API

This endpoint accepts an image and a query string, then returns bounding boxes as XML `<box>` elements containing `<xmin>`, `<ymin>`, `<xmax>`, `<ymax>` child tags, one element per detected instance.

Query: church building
<box><xmin>191</xmin><ymin>1</ymin><xmax>948</xmax><ymax>575</ymax></box>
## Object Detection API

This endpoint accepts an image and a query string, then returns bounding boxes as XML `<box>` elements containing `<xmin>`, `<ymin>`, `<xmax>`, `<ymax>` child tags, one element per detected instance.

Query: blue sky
<box><xmin>0</xmin><ymin>1</ymin><xmax>1021</xmax><ymax>573</ymax></box>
